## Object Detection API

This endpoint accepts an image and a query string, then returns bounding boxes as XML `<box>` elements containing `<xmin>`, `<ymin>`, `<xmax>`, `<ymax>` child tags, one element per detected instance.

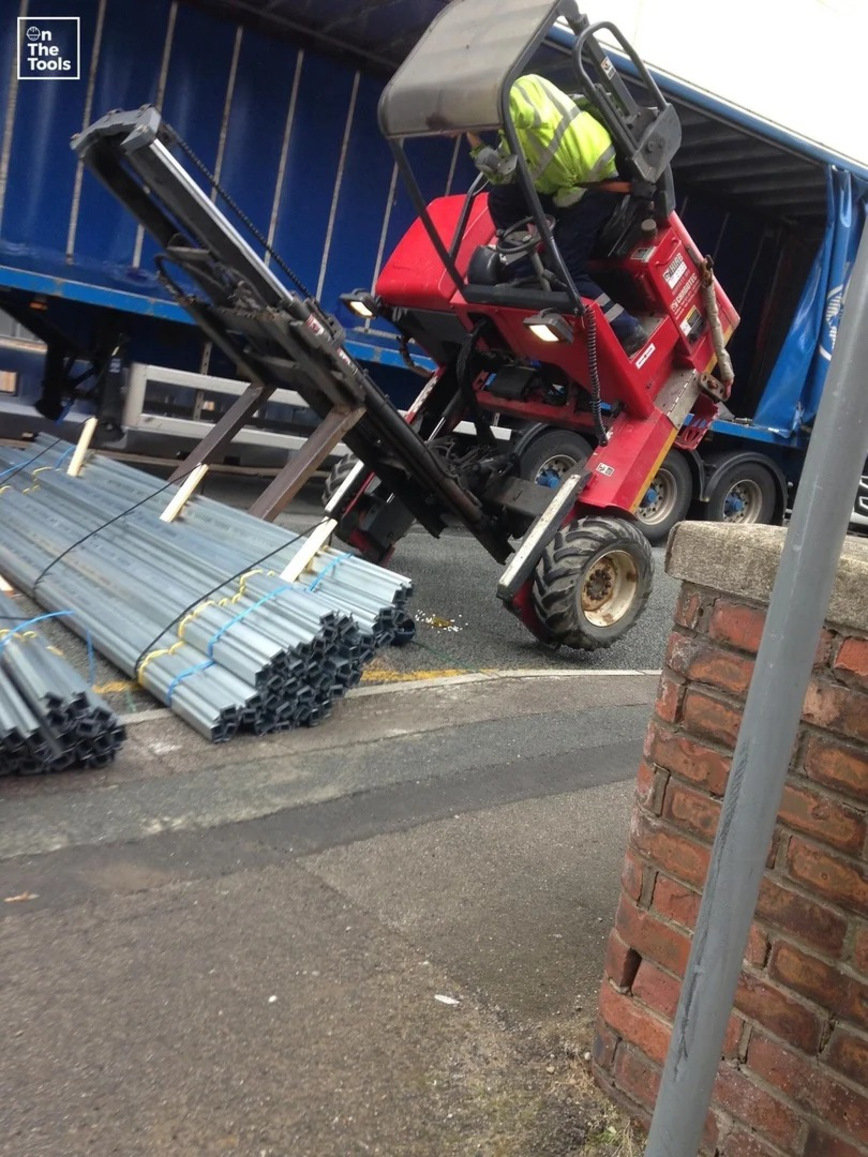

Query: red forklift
<box><xmin>73</xmin><ymin>0</ymin><xmax>738</xmax><ymax>651</ymax></box>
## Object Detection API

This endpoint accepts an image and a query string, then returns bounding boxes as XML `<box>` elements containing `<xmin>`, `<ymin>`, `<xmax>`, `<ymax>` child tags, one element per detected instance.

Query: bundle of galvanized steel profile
<box><xmin>0</xmin><ymin>438</ymin><xmax>412</xmax><ymax>743</ymax></box>
<box><xmin>0</xmin><ymin>590</ymin><xmax>125</xmax><ymax>774</ymax></box>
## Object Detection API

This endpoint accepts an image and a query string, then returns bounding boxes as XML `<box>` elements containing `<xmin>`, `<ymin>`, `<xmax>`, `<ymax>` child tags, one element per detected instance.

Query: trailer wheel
<box><xmin>533</xmin><ymin>517</ymin><xmax>653</xmax><ymax>651</ymax></box>
<box><xmin>705</xmin><ymin>460</ymin><xmax>777</xmax><ymax>525</ymax></box>
<box><xmin>322</xmin><ymin>453</ymin><xmax>359</xmax><ymax>508</ymax></box>
<box><xmin>635</xmin><ymin>450</ymin><xmax>692</xmax><ymax>545</ymax></box>
<box><xmin>518</xmin><ymin>429</ymin><xmax>592</xmax><ymax>489</ymax></box>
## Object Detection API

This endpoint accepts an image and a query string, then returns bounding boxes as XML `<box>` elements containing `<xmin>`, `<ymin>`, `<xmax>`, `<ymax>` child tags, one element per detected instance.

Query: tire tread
<box><xmin>532</xmin><ymin>517</ymin><xmax>653</xmax><ymax>651</ymax></box>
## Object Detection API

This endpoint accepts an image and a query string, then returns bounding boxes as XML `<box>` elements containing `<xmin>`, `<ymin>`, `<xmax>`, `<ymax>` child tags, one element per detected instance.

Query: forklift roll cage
<box><xmin>377</xmin><ymin>0</ymin><xmax>682</xmax><ymax>311</ymax></box>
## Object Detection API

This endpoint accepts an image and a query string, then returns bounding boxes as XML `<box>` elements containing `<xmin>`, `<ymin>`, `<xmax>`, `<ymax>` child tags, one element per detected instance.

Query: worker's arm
<box><xmin>468</xmin><ymin>132</ymin><xmax>517</xmax><ymax>184</ymax></box>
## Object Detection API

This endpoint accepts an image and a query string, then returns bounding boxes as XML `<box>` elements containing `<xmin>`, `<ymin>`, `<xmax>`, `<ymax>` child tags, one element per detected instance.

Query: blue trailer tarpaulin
<box><xmin>754</xmin><ymin>168</ymin><xmax>868</xmax><ymax>434</ymax></box>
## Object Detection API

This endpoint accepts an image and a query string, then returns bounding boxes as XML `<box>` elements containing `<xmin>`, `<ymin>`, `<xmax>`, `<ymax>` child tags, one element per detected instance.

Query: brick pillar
<box><xmin>594</xmin><ymin>524</ymin><xmax>868</xmax><ymax>1157</ymax></box>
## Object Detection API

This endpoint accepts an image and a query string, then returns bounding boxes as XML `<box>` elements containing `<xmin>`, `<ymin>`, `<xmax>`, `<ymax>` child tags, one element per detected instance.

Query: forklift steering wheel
<box><xmin>495</xmin><ymin>215</ymin><xmax>555</xmax><ymax>261</ymax></box>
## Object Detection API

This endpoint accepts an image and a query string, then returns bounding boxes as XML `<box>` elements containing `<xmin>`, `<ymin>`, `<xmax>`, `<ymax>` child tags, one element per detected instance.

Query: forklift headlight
<box><xmin>523</xmin><ymin>310</ymin><xmax>572</xmax><ymax>343</ymax></box>
<box><xmin>340</xmin><ymin>290</ymin><xmax>379</xmax><ymax>320</ymax></box>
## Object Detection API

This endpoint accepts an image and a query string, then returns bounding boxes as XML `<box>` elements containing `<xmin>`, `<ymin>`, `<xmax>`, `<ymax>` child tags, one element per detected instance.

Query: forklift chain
<box><xmin>163</xmin><ymin>123</ymin><xmax>316</xmax><ymax>301</ymax></box>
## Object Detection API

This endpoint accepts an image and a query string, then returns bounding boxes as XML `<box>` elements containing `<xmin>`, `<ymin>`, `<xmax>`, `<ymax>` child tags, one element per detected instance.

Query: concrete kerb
<box><xmin>117</xmin><ymin>668</ymin><xmax>663</xmax><ymax>728</ymax></box>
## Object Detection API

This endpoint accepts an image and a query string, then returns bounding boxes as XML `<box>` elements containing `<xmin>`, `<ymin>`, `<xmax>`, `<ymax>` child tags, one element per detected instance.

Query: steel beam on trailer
<box><xmin>249</xmin><ymin>404</ymin><xmax>366</xmax><ymax>521</ymax></box>
<box><xmin>672</xmin><ymin>138</ymin><xmax>772</xmax><ymax>169</ymax></box>
<box><xmin>644</xmin><ymin>224</ymin><xmax>868</xmax><ymax>1157</ymax></box>
<box><xmin>685</xmin><ymin>172</ymin><xmax>827</xmax><ymax>198</ymax></box>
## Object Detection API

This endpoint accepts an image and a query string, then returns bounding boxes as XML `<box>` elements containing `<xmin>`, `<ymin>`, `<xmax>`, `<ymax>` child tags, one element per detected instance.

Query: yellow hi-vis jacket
<box><xmin>481</xmin><ymin>74</ymin><xmax>617</xmax><ymax>207</ymax></box>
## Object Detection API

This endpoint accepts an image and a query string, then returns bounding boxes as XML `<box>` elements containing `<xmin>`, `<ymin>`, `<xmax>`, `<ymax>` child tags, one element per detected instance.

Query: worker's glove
<box><xmin>473</xmin><ymin>147</ymin><xmax>517</xmax><ymax>182</ymax></box>
<box><xmin>553</xmin><ymin>186</ymin><xmax>585</xmax><ymax>208</ymax></box>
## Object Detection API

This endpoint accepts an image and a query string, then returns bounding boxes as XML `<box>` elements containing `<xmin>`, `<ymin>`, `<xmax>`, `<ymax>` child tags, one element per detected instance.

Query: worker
<box><xmin>468</xmin><ymin>73</ymin><xmax>648</xmax><ymax>357</ymax></box>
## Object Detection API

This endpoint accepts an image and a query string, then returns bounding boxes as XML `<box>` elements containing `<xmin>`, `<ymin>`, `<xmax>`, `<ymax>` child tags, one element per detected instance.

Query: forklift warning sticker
<box><xmin>635</xmin><ymin>343</ymin><xmax>656</xmax><ymax>369</ymax></box>
<box><xmin>663</xmin><ymin>254</ymin><xmax>688</xmax><ymax>290</ymax></box>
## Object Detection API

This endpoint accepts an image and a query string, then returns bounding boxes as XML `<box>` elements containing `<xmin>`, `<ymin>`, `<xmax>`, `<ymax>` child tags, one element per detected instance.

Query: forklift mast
<box><xmin>72</xmin><ymin>105</ymin><xmax>515</xmax><ymax>565</ymax></box>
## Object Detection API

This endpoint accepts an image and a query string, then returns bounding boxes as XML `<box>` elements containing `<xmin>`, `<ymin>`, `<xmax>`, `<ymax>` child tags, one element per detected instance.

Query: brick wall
<box><xmin>594</xmin><ymin>525</ymin><xmax>868</xmax><ymax>1157</ymax></box>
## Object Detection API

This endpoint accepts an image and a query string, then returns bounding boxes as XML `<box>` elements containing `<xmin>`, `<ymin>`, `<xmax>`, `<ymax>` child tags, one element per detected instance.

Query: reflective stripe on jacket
<box><xmin>496</xmin><ymin>74</ymin><xmax>617</xmax><ymax>206</ymax></box>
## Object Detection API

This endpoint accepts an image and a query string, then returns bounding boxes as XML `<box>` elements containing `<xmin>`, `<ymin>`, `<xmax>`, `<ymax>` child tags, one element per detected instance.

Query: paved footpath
<box><xmin>0</xmin><ymin>671</ymin><xmax>657</xmax><ymax>1157</ymax></box>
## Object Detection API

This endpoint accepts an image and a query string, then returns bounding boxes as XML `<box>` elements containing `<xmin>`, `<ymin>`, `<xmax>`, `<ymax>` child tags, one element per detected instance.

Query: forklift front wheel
<box><xmin>532</xmin><ymin>517</ymin><xmax>653</xmax><ymax>651</ymax></box>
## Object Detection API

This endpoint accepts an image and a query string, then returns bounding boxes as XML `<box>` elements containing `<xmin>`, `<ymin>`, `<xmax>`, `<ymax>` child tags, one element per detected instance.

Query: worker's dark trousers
<box><xmin>487</xmin><ymin>183</ymin><xmax>641</xmax><ymax>339</ymax></box>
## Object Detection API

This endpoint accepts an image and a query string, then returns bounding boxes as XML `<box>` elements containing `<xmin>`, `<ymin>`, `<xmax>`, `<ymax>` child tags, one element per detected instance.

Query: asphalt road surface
<box><xmin>221</xmin><ymin>473</ymin><xmax>680</xmax><ymax>680</ymax></box>
<box><xmin>1</xmin><ymin>673</ymin><xmax>658</xmax><ymax>1156</ymax></box>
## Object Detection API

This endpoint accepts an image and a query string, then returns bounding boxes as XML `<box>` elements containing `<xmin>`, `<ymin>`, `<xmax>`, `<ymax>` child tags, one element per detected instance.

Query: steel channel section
<box><xmin>46</xmin><ymin>455</ymin><xmax>408</xmax><ymax>632</ymax></box>
<box><xmin>0</xmin><ymin>589</ymin><xmax>124</xmax><ymax>774</ymax></box>
<box><xmin>0</xmin><ymin>441</ymin><xmax>413</xmax><ymax>742</ymax></box>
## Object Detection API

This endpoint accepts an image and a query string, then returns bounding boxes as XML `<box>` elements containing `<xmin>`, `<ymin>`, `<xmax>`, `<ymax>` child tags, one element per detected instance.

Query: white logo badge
<box><xmin>17</xmin><ymin>16</ymin><xmax>81</xmax><ymax>80</ymax></box>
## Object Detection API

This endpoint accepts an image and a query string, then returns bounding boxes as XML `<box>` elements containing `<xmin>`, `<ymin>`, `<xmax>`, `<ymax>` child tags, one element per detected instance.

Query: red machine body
<box><xmin>376</xmin><ymin>193</ymin><xmax>739</xmax><ymax>524</ymax></box>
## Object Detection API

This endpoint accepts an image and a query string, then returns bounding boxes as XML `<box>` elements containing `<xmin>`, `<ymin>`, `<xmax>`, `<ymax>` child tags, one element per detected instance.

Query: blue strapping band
<box><xmin>0</xmin><ymin>443</ymin><xmax>74</xmax><ymax>482</ymax></box>
<box><xmin>166</xmin><ymin>659</ymin><xmax>215</xmax><ymax>706</ymax></box>
<box><xmin>0</xmin><ymin>610</ymin><xmax>97</xmax><ymax>688</ymax></box>
<box><xmin>0</xmin><ymin>611</ymin><xmax>75</xmax><ymax>647</ymax></box>
<box><xmin>205</xmin><ymin>584</ymin><xmax>293</xmax><ymax>659</ymax></box>
<box><xmin>0</xmin><ymin>456</ymin><xmax>42</xmax><ymax>482</ymax></box>
<box><xmin>307</xmin><ymin>552</ymin><xmax>354</xmax><ymax>593</ymax></box>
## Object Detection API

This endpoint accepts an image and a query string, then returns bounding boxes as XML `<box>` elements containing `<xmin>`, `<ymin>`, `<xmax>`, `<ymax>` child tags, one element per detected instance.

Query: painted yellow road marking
<box><xmin>93</xmin><ymin>680</ymin><xmax>137</xmax><ymax>694</ymax></box>
<box><xmin>360</xmin><ymin>667</ymin><xmax>469</xmax><ymax>684</ymax></box>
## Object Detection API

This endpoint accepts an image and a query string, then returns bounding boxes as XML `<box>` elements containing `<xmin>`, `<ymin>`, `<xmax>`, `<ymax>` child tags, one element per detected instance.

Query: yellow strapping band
<box><xmin>138</xmin><ymin>567</ymin><xmax>265</xmax><ymax>682</ymax></box>
<box><xmin>177</xmin><ymin>599</ymin><xmax>217</xmax><ymax>641</ymax></box>
<box><xmin>235</xmin><ymin>569</ymin><xmax>263</xmax><ymax>599</ymax></box>
<box><xmin>0</xmin><ymin>629</ymin><xmax>36</xmax><ymax>644</ymax></box>
<box><xmin>22</xmin><ymin>465</ymin><xmax>54</xmax><ymax>494</ymax></box>
<box><xmin>136</xmin><ymin>640</ymin><xmax>183</xmax><ymax>684</ymax></box>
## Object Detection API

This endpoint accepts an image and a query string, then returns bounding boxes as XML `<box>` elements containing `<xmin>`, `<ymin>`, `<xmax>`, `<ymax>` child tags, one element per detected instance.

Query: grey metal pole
<box><xmin>644</xmin><ymin>221</ymin><xmax>868</xmax><ymax>1157</ymax></box>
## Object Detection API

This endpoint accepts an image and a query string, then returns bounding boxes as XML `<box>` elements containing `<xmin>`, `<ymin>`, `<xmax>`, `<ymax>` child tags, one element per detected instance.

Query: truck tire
<box><xmin>532</xmin><ymin>516</ymin><xmax>653</xmax><ymax>651</ymax></box>
<box><xmin>635</xmin><ymin>450</ymin><xmax>692</xmax><ymax>545</ymax></box>
<box><xmin>704</xmin><ymin>459</ymin><xmax>777</xmax><ymax>525</ymax></box>
<box><xmin>322</xmin><ymin>453</ymin><xmax>359</xmax><ymax>509</ymax></box>
<box><xmin>517</xmin><ymin>429</ymin><xmax>592</xmax><ymax>489</ymax></box>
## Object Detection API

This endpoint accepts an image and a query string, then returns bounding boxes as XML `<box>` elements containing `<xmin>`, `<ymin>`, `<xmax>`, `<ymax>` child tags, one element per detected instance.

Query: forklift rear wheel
<box><xmin>518</xmin><ymin>430</ymin><xmax>592</xmax><ymax>490</ymax></box>
<box><xmin>533</xmin><ymin>517</ymin><xmax>653</xmax><ymax>651</ymax></box>
<box><xmin>635</xmin><ymin>450</ymin><xmax>692</xmax><ymax>545</ymax></box>
<box><xmin>705</xmin><ymin>461</ymin><xmax>776</xmax><ymax>525</ymax></box>
<box><xmin>322</xmin><ymin>453</ymin><xmax>359</xmax><ymax>508</ymax></box>
<box><xmin>322</xmin><ymin>453</ymin><xmax>376</xmax><ymax>545</ymax></box>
